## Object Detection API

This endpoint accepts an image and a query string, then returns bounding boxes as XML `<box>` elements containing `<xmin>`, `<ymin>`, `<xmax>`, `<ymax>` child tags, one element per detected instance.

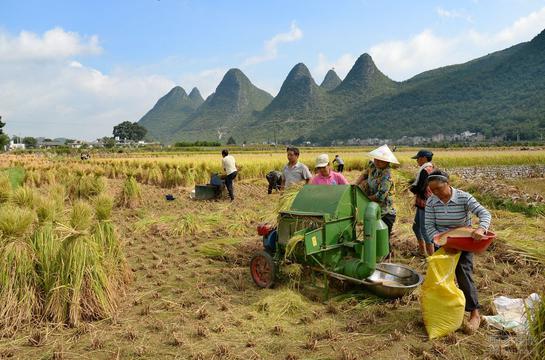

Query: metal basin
<box><xmin>366</xmin><ymin>263</ymin><xmax>423</xmax><ymax>299</ymax></box>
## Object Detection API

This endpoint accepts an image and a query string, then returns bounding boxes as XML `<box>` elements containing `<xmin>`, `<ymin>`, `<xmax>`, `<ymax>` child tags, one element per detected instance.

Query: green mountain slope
<box><xmin>139</xmin><ymin>29</ymin><xmax>545</xmax><ymax>144</ymax></box>
<box><xmin>260</xmin><ymin>63</ymin><xmax>326</xmax><ymax>118</ymax></box>
<box><xmin>248</xmin><ymin>63</ymin><xmax>329</xmax><ymax>141</ymax></box>
<box><xmin>137</xmin><ymin>86</ymin><xmax>203</xmax><ymax>141</ymax></box>
<box><xmin>172</xmin><ymin>68</ymin><xmax>273</xmax><ymax>141</ymax></box>
<box><xmin>251</xmin><ymin>57</ymin><xmax>400</xmax><ymax>142</ymax></box>
<box><xmin>320</xmin><ymin>69</ymin><xmax>342</xmax><ymax>91</ymax></box>
<box><xmin>316</xmin><ymin>29</ymin><xmax>545</xmax><ymax>142</ymax></box>
<box><xmin>333</xmin><ymin>53</ymin><xmax>398</xmax><ymax>97</ymax></box>
<box><xmin>188</xmin><ymin>87</ymin><xmax>204</xmax><ymax>107</ymax></box>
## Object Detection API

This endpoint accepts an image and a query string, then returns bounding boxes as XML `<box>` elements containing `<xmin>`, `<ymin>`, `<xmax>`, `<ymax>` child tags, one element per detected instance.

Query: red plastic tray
<box><xmin>434</xmin><ymin>228</ymin><xmax>496</xmax><ymax>253</ymax></box>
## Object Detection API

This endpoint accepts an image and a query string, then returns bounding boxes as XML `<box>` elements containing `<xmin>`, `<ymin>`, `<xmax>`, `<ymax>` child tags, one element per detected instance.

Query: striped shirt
<box><xmin>425</xmin><ymin>187</ymin><xmax>491</xmax><ymax>240</ymax></box>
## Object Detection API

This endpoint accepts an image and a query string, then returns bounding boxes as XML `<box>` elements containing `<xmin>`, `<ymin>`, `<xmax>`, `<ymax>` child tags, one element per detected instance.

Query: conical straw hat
<box><xmin>367</xmin><ymin>144</ymin><xmax>399</xmax><ymax>164</ymax></box>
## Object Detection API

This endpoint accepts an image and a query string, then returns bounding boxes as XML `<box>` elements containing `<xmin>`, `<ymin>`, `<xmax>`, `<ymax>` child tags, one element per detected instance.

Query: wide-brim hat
<box><xmin>367</xmin><ymin>145</ymin><xmax>399</xmax><ymax>164</ymax></box>
<box><xmin>315</xmin><ymin>153</ymin><xmax>329</xmax><ymax>168</ymax></box>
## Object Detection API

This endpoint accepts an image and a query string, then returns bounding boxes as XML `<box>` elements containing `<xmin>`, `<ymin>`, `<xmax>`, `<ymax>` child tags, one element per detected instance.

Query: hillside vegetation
<box><xmin>138</xmin><ymin>29</ymin><xmax>545</xmax><ymax>144</ymax></box>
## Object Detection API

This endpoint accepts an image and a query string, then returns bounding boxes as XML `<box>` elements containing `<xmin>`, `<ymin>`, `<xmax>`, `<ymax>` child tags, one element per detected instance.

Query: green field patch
<box><xmin>1</xmin><ymin>167</ymin><xmax>25</xmax><ymax>189</ymax></box>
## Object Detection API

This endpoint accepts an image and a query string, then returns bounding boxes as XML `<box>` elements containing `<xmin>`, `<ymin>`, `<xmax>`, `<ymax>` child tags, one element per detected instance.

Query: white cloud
<box><xmin>436</xmin><ymin>7</ymin><xmax>474</xmax><ymax>22</ymax></box>
<box><xmin>494</xmin><ymin>6</ymin><xmax>545</xmax><ymax>43</ymax></box>
<box><xmin>243</xmin><ymin>22</ymin><xmax>303</xmax><ymax>66</ymax></box>
<box><xmin>1</xmin><ymin>61</ymin><xmax>175</xmax><ymax>140</ymax></box>
<box><xmin>369</xmin><ymin>29</ymin><xmax>454</xmax><ymax>80</ymax></box>
<box><xmin>370</xmin><ymin>6</ymin><xmax>545</xmax><ymax>81</ymax></box>
<box><xmin>180</xmin><ymin>24</ymin><xmax>306</xmax><ymax>97</ymax></box>
<box><xmin>0</xmin><ymin>27</ymin><xmax>101</xmax><ymax>62</ymax></box>
<box><xmin>0</xmin><ymin>28</ymin><xmax>174</xmax><ymax>140</ymax></box>
<box><xmin>314</xmin><ymin>53</ymin><xmax>357</xmax><ymax>82</ymax></box>
<box><xmin>69</xmin><ymin>60</ymin><xmax>83</xmax><ymax>68</ymax></box>
<box><xmin>179</xmin><ymin>67</ymin><xmax>226</xmax><ymax>98</ymax></box>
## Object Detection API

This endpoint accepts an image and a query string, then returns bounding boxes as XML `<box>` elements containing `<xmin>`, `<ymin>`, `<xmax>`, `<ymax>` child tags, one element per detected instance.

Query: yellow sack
<box><xmin>421</xmin><ymin>248</ymin><xmax>465</xmax><ymax>339</ymax></box>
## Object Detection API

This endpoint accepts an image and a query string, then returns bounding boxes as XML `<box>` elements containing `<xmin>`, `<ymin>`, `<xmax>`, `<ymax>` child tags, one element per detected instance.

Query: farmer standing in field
<box><xmin>332</xmin><ymin>154</ymin><xmax>345</xmax><ymax>173</ymax></box>
<box><xmin>354</xmin><ymin>145</ymin><xmax>399</xmax><ymax>259</ymax></box>
<box><xmin>409</xmin><ymin>149</ymin><xmax>435</xmax><ymax>257</ymax></box>
<box><xmin>281</xmin><ymin>146</ymin><xmax>312</xmax><ymax>189</ymax></box>
<box><xmin>221</xmin><ymin>149</ymin><xmax>237</xmax><ymax>201</ymax></box>
<box><xmin>309</xmin><ymin>154</ymin><xmax>348</xmax><ymax>185</ymax></box>
<box><xmin>425</xmin><ymin>169</ymin><xmax>491</xmax><ymax>333</ymax></box>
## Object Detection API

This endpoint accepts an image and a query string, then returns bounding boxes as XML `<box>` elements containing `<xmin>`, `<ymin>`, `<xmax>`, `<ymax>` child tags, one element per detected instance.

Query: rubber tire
<box><xmin>250</xmin><ymin>251</ymin><xmax>276</xmax><ymax>288</ymax></box>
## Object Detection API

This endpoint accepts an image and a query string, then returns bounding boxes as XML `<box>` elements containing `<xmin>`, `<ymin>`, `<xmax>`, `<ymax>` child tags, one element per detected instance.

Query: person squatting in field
<box><xmin>266</xmin><ymin>170</ymin><xmax>283</xmax><ymax>194</ymax></box>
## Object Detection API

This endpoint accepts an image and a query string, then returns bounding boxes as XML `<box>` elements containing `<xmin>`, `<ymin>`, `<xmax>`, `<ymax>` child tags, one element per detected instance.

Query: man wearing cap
<box><xmin>281</xmin><ymin>146</ymin><xmax>312</xmax><ymax>189</ymax></box>
<box><xmin>309</xmin><ymin>154</ymin><xmax>348</xmax><ymax>185</ymax></box>
<box><xmin>354</xmin><ymin>145</ymin><xmax>399</xmax><ymax>258</ymax></box>
<box><xmin>409</xmin><ymin>149</ymin><xmax>435</xmax><ymax>256</ymax></box>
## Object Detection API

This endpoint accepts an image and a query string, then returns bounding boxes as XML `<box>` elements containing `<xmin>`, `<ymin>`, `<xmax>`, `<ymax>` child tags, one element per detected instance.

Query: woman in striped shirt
<box><xmin>425</xmin><ymin>169</ymin><xmax>491</xmax><ymax>333</ymax></box>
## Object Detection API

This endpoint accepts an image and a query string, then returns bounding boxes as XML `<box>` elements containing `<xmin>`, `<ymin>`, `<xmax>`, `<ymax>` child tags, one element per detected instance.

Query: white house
<box><xmin>9</xmin><ymin>140</ymin><xmax>25</xmax><ymax>151</ymax></box>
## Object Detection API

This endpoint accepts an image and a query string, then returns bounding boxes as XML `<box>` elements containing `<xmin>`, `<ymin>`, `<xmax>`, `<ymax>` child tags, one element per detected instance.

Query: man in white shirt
<box><xmin>332</xmin><ymin>154</ymin><xmax>344</xmax><ymax>173</ymax></box>
<box><xmin>281</xmin><ymin>146</ymin><xmax>312</xmax><ymax>189</ymax></box>
<box><xmin>221</xmin><ymin>149</ymin><xmax>237</xmax><ymax>201</ymax></box>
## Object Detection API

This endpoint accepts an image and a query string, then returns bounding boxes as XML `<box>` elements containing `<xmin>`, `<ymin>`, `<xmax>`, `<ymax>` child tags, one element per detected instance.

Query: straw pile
<box><xmin>256</xmin><ymin>289</ymin><xmax>308</xmax><ymax>318</ymax></box>
<box><xmin>0</xmin><ymin>180</ymin><xmax>130</xmax><ymax>336</ymax></box>
<box><xmin>118</xmin><ymin>176</ymin><xmax>142</xmax><ymax>208</ymax></box>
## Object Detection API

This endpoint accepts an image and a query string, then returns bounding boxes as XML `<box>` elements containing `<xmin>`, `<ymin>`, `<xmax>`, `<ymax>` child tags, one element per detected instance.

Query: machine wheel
<box><xmin>250</xmin><ymin>251</ymin><xmax>276</xmax><ymax>288</ymax></box>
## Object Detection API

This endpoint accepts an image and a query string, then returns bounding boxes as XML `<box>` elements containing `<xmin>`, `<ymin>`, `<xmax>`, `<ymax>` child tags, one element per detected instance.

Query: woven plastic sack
<box><xmin>421</xmin><ymin>248</ymin><xmax>465</xmax><ymax>339</ymax></box>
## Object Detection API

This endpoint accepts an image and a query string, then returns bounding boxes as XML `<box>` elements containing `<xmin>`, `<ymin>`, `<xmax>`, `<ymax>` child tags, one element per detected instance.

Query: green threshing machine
<box><xmin>250</xmin><ymin>185</ymin><xmax>422</xmax><ymax>298</ymax></box>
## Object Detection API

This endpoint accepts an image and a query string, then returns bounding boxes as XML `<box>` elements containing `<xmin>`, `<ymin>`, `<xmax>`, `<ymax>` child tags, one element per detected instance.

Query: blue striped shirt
<box><xmin>425</xmin><ymin>187</ymin><xmax>491</xmax><ymax>240</ymax></box>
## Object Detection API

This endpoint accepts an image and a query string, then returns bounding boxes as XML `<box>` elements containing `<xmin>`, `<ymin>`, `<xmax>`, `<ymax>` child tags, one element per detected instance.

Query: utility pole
<box><xmin>274</xmin><ymin>120</ymin><xmax>277</xmax><ymax>145</ymax></box>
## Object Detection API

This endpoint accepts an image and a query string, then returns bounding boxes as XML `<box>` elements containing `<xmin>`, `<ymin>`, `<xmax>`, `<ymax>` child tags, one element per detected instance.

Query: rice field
<box><xmin>0</xmin><ymin>147</ymin><xmax>543</xmax><ymax>359</ymax></box>
<box><xmin>3</xmin><ymin>148</ymin><xmax>545</xmax><ymax>189</ymax></box>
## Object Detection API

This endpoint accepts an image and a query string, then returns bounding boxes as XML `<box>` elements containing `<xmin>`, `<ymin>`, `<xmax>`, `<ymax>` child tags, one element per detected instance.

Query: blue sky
<box><xmin>1</xmin><ymin>0</ymin><xmax>545</xmax><ymax>140</ymax></box>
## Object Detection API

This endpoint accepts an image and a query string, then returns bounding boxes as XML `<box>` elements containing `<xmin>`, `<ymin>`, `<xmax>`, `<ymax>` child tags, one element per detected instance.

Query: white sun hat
<box><xmin>315</xmin><ymin>153</ymin><xmax>329</xmax><ymax>168</ymax></box>
<box><xmin>367</xmin><ymin>144</ymin><xmax>399</xmax><ymax>164</ymax></box>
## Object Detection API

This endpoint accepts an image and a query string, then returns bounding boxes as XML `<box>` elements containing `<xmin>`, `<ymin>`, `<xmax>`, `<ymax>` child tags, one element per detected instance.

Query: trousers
<box><xmin>412</xmin><ymin>207</ymin><xmax>433</xmax><ymax>244</ymax></box>
<box><xmin>225</xmin><ymin>171</ymin><xmax>237</xmax><ymax>200</ymax></box>
<box><xmin>456</xmin><ymin>251</ymin><xmax>480</xmax><ymax>312</ymax></box>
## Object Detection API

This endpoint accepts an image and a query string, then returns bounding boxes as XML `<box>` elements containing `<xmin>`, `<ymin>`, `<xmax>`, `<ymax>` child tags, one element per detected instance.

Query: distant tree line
<box><xmin>174</xmin><ymin>141</ymin><xmax>221</xmax><ymax>147</ymax></box>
